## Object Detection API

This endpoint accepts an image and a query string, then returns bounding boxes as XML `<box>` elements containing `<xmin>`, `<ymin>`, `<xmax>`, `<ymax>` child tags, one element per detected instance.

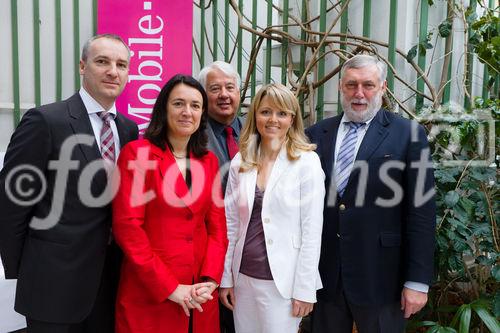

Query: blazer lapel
<box><xmin>344</xmin><ymin>109</ymin><xmax>390</xmax><ymax>193</ymax></box>
<box><xmin>115</xmin><ymin>113</ymin><xmax>131</xmax><ymax>149</ymax></box>
<box><xmin>206</xmin><ymin>123</ymin><xmax>228</xmax><ymax>165</ymax></box>
<box><xmin>355</xmin><ymin>109</ymin><xmax>390</xmax><ymax>162</ymax></box>
<box><xmin>67</xmin><ymin>93</ymin><xmax>102</xmax><ymax>163</ymax></box>
<box><xmin>240</xmin><ymin>167</ymin><xmax>257</xmax><ymax>224</ymax></box>
<box><xmin>320</xmin><ymin>116</ymin><xmax>342</xmax><ymax>180</ymax></box>
<box><xmin>265</xmin><ymin>147</ymin><xmax>289</xmax><ymax>194</ymax></box>
<box><xmin>157</xmin><ymin>146</ymin><xmax>194</xmax><ymax>212</ymax></box>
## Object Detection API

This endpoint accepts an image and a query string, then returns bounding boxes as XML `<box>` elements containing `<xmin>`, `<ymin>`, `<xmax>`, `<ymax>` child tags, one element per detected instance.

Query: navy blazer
<box><xmin>306</xmin><ymin>109</ymin><xmax>436</xmax><ymax>306</ymax></box>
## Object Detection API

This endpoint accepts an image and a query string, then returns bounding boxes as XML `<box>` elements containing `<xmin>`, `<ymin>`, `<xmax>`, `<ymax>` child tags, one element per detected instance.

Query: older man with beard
<box><xmin>306</xmin><ymin>55</ymin><xmax>436</xmax><ymax>333</ymax></box>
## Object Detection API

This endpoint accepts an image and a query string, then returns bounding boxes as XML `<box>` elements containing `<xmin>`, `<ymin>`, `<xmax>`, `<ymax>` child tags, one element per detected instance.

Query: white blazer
<box><xmin>221</xmin><ymin>148</ymin><xmax>325</xmax><ymax>302</ymax></box>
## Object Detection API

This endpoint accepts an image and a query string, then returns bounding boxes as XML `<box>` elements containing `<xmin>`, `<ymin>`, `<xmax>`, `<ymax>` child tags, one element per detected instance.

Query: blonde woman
<box><xmin>219</xmin><ymin>84</ymin><xmax>325</xmax><ymax>332</ymax></box>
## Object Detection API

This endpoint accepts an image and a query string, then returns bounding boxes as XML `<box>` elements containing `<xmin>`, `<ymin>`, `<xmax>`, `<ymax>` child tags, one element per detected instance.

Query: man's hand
<box><xmin>292</xmin><ymin>299</ymin><xmax>314</xmax><ymax>317</ymax></box>
<box><xmin>401</xmin><ymin>287</ymin><xmax>428</xmax><ymax>318</ymax></box>
<box><xmin>219</xmin><ymin>287</ymin><xmax>235</xmax><ymax>311</ymax></box>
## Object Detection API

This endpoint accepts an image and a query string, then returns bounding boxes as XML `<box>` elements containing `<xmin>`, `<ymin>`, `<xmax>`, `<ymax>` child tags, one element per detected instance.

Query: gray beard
<box><xmin>341</xmin><ymin>91</ymin><xmax>383</xmax><ymax>123</ymax></box>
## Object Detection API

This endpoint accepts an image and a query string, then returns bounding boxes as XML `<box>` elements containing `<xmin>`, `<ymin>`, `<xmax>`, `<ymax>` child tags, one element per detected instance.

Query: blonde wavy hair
<box><xmin>239</xmin><ymin>83</ymin><xmax>316</xmax><ymax>172</ymax></box>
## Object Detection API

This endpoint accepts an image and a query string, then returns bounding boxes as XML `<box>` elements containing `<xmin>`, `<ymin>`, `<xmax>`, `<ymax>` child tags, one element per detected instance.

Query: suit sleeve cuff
<box><xmin>404</xmin><ymin>281</ymin><xmax>429</xmax><ymax>293</ymax></box>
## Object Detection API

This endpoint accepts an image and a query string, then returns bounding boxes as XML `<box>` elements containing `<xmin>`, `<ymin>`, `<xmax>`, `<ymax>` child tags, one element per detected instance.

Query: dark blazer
<box><xmin>206</xmin><ymin>116</ymin><xmax>244</xmax><ymax>191</ymax></box>
<box><xmin>0</xmin><ymin>93</ymin><xmax>138</xmax><ymax>323</ymax></box>
<box><xmin>306</xmin><ymin>109</ymin><xmax>436</xmax><ymax>306</ymax></box>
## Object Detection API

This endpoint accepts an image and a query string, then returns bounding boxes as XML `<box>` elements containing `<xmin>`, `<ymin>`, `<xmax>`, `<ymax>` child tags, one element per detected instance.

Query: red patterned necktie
<box><xmin>224</xmin><ymin>126</ymin><xmax>239</xmax><ymax>159</ymax></box>
<box><xmin>98</xmin><ymin>112</ymin><xmax>115</xmax><ymax>163</ymax></box>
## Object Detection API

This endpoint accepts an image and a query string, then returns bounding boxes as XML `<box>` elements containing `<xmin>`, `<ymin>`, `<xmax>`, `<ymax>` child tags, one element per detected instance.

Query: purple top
<box><xmin>239</xmin><ymin>185</ymin><xmax>273</xmax><ymax>280</ymax></box>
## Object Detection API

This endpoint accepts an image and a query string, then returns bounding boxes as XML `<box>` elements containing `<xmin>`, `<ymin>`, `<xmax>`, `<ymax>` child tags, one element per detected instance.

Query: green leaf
<box><xmin>476</xmin><ymin>255</ymin><xmax>495</xmax><ymax>266</ymax></box>
<box><xmin>488</xmin><ymin>76</ymin><xmax>496</xmax><ymax>88</ymax></box>
<box><xmin>438</xmin><ymin>20</ymin><xmax>452</xmax><ymax>38</ymax></box>
<box><xmin>492</xmin><ymin>264</ymin><xmax>500</xmax><ymax>281</ymax></box>
<box><xmin>448</xmin><ymin>254</ymin><xmax>463</xmax><ymax>272</ymax></box>
<box><xmin>457</xmin><ymin>197</ymin><xmax>475</xmax><ymax>216</ymax></box>
<box><xmin>458</xmin><ymin>305</ymin><xmax>471</xmax><ymax>333</ymax></box>
<box><xmin>434</xmin><ymin>169</ymin><xmax>457</xmax><ymax>183</ymax></box>
<box><xmin>453</xmin><ymin>239</ymin><xmax>470</xmax><ymax>252</ymax></box>
<box><xmin>469</xmin><ymin>168</ymin><xmax>491</xmax><ymax>182</ymax></box>
<box><xmin>445</xmin><ymin>191</ymin><xmax>460</xmax><ymax>207</ymax></box>
<box><xmin>493</xmin><ymin>291</ymin><xmax>500</xmax><ymax>318</ymax></box>
<box><xmin>425</xmin><ymin>42</ymin><xmax>434</xmax><ymax>49</ymax></box>
<box><xmin>450</xmin><ymin>304</ymin><xmax>464</xmax><ymax>327</ymax></box>
<box><xmin>407</xmin><ymin>45</ymin><xmax>418</xmax><ymax>62</ymax></box>
<box><xmin>427</xmin><ymin>0</ymin><xmax>434</xmax><ymax>6</ymax></box>
<box><xmin>491</xmin><ymin>36</ymin><xmax>500</xmax><ymax>49</ymax></box>
<box><xmin>466</xmin><ymin>12</ymin><xmax>478</xmax><ymax>25</ymax></box>
<box><xmin>419</xmin><ymin>43</ymin><xmax>428</xmax><ymax>56</ymax></box>
<box><xmin>472</xmin><ymin>304</ymin><xmax>500</xmax><ymax>332</ymax></box>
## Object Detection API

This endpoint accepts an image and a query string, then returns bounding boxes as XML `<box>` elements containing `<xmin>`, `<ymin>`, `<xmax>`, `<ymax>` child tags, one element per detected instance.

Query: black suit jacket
<box><xmin>306</xmin><ymin>109</ymin><xmax>436</xmax><ymax>306</ymax></box>
<box><xmin>0</xmin><ymin>93</ymin><xmax>138</xmax><ymax>322</ymax></box>
<box><xmin>206</xmin><ymin>116</ymin><xmax>244</xmax><ymax>191</ymax></box>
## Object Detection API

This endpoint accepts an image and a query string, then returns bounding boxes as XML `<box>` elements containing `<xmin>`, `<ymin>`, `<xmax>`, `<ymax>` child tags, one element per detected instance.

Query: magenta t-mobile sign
<box><xmin>98</xmin><ymin>0</ymin><xmax>193</xmax><ymax>134</ymax></box>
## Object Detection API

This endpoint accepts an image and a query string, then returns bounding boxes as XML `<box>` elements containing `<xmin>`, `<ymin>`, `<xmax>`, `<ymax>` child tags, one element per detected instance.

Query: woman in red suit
<box><xmin>112</xmin><ymin>74</ymin><xmax>228</xmax><ymax>333</ymax></box>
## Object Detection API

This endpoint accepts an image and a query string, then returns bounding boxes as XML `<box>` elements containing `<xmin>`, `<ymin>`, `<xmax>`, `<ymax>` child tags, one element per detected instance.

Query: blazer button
<box><xmin>336</xmin><ymin>233</ymin><xmax>341</xmax><ymax>238</ymax></box>
<box><xmin>263</xmin><ymin>218</ymin><xmax>270</xmax><ymax>224</ymax></box>
<box><xmin>267</xmin><ymin>239</ymin><xmax>273</xmax><ymax>245</ymax></box>
<box><xmin>339</xmin><ymin>204</ymin><xmax>346</xmax><ymax>211</ymax></box>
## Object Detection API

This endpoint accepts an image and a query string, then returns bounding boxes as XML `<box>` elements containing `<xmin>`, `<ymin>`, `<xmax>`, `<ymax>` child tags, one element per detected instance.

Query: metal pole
<box><xmin>33</xmin><ymin>0</ymin><xmax>41</xmax><ymax>107</ymax></box>
<box><xmin>415</xmin><ymin>0</ymin><xmax>429</xmax><ymax>110</ymax></box>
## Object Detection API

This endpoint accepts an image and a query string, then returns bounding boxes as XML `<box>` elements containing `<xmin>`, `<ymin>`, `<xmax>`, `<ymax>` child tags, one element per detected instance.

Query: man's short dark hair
<box><xmin>81</xmin><ymin>34</ymin><xmax>130</xmax><ymax>61</ymax></box>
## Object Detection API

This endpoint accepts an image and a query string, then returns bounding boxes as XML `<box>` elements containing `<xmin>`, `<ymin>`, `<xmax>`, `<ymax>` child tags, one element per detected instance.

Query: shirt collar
<box><xmin>209</xmin><ymin>116</ymin><xmax>241</xmax><ymax>137</ymax></box>
<box><xmin>79</xmin><ymin>87</ymin><xmax>117</xmax><ymax>119</ymax></box>
<box><xmin>340</xmin><ymin>110</ymin><xmax>377</xmax><ymax>128</ymax></box>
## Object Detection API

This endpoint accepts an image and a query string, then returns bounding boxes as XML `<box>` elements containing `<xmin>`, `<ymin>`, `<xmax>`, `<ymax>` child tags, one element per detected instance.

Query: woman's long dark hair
<box><xmin>144</xmin><ymin>74</ymin><xmax>209</xmax><ymax>157</ymax></box>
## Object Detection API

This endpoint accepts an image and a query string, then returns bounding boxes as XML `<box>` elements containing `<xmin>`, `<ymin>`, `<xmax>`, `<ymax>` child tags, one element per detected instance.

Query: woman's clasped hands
<box><xmin>167</xmin><ymin>281</ymin><xmax>219</xmax><ymax>316</ymax></box>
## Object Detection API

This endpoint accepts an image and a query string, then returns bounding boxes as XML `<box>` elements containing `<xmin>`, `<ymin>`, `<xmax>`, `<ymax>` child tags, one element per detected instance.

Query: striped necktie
<box><xmin>98</xmin><ymin>112</ymin><xmax>115</xmax><ymax>164</ymax></box>
<box><xmin>334</xmin><ymin>122</ymin><xmax>365</xmax><ymax>197</ymax></box>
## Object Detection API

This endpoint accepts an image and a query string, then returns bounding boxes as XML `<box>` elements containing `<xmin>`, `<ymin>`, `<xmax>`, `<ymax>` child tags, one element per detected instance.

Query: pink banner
<box><xmin>98</xmin><ymin>0</ymin><xmax>193</xmax><ymax>134</ymax></box>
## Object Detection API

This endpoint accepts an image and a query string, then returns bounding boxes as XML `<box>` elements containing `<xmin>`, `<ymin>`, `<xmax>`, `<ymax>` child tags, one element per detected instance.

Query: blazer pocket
<box><xmin>370</xmin><ymin>154</ymin><xmax>402</xmax><ymax>162</ymax></box>
<box><xmin>292</xmin><ymin>235</ymin><xmax>302</xmax><ymax>249</ymax></box>
<box><xmin>379</xmin><ymin>233</ymin><xmax>401</xmax><ymax>247</ymax></box>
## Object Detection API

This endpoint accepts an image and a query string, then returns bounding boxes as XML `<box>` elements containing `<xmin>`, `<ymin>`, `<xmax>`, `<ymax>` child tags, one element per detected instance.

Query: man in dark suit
<box><xmin>199</xmin><ymin>61</ymin><xmax>243</xmax><ymax>192</ymax></box>
<box><xmin>0</xmin><ymin>34</ymin><xmax>138</xmax><ymax>333</ymax></box>
<box><xmin>306</xmin><ymin>55</ymin><xmax>436</xmax><ymax>332</ymax></box>
<box><xmin>198</xmin><ymin>61</ymin><xmax>243</xmax><ymax>333</ymax></box>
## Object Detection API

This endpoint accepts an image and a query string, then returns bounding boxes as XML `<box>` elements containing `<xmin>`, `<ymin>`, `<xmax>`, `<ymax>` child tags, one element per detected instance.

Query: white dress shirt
<box><xmin>333</xmin><ymin>113</ymin><xmax>374</xmax><ymax>165</ymax></box>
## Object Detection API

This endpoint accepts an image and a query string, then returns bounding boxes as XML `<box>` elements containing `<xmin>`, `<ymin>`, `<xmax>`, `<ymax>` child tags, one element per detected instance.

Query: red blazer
<box><xmin>112</xmin><ymin>139</ymin><xmax>228</xmax><ymax>333</ymax></box>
